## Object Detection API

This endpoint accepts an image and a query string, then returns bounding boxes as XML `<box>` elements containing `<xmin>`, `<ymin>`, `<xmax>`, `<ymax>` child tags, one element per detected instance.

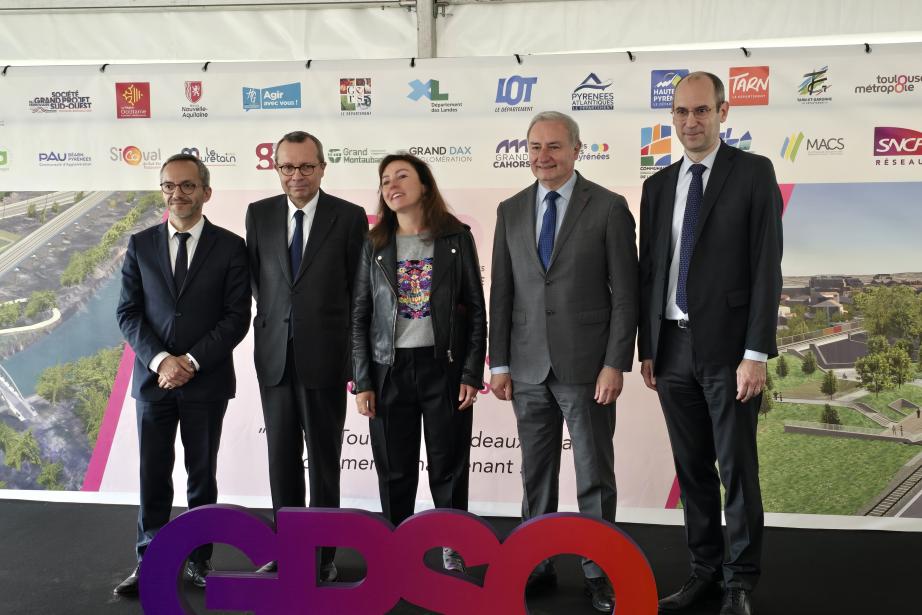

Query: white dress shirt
<box><xmin>287</xmin><ymin>191</ymin><xmax>320</xmax><ymax>254</ymax></box>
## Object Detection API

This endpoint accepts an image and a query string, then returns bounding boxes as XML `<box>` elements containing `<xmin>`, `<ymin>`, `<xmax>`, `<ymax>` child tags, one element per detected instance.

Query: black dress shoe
<box><xmin>113</xmin><ymin>564</ymin><xmax>141</xmax><ymax>596</ymax></box>
<box><xmin>719</xmin><ymin>587</ymin><xmax>752</xmax><ymax>615</ymax></box>
<box><xmin>658</xmin><ymin>574</ymin><xmax>722</xmax><ymax>611</ymax></box>
<box><xmin>525</xmin><ymin>567</ymin><xmax>557</xmax><ymax>594</ymax></box>
<box><xmin>184</xmin><ymin>560</ymin><xmax>212</xmax><ymax>589</ymax></box>
<box><xmin>584</xmin><ymin>577</ymin><xmax>615</xmax><ymax>613</ymax></box>
<box><xmin>256</xmin><ymin>560</ymin><xmax>277</xmax><ymax>573</ymax></box>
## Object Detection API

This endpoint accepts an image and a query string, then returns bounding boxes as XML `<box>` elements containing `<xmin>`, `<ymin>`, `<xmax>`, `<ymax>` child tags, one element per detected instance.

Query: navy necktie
<box><xmin>290</xmin><ymin>209</ymin><xmax>305</xmax><ymax>277</ymax></box>
<box><xmin>538</xmin><ymin>191</ymin><xmax>559</xmax><ymax>271</ymax></box>
<box><xmin>676</xmin><ymin>163</ymin><xmax>706</xmax><ymax>314</ymax></box>
<box><xmin>173</xmin><ymin>232</ymin><xmax>190</xmax><ymax>293</ymax></box>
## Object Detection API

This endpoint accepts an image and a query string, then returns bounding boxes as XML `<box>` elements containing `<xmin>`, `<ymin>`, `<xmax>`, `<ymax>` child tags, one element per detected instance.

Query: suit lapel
<box><xmin>296</xmin><ymin>190</ymin><xmax>337</xmax><ymax>283</ymax></box>
<box><xmin>694</xmin><ymin>142</ymin><xmax>735</xmax><ymax>245</ymax></box>
<box><xmin>270</xmin><ymin>196</ymin><xmax>294</xmax><ymax>286</ymax></box>
<box><xmin>513</xmin><ymin>183</ymin><xmax>543</xmax><ymax>273</ymax></box>
<box><xmin>548</xmin><ymin>173</ymin><xmax>589</xmax><ymax>270</ymax></box>
<box><xmin>374</xmin><ymin>239</ymin><xmax>398</xmax><ymax>296</ymax></box>
<box><xmin>659</xmin><ymin>161</ymin><xmax>681</xmax><ymax>267</ymax></box>
<box><xmin>154</xmin><ymin>222</ymin><xmax>177</xmax><ymax>301</ymax></box>
<box><xmin>177</xmin><ymin>217</ymin><xmax>217</xmax><ymax>297</ymax></box>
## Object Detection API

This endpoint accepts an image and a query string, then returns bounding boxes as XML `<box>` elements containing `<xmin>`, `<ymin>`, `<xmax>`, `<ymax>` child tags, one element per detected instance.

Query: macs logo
<box><xmin>874</xmin><ymin>127</ymin><xmax>922</xmax><ymax>156</ymax></box>
<box><xmin>494</xmin><ymin>138</ymin><xmax>529</xmax><ymax>169</ymax></box>
<box><xmin>650</xmin><ymin>70</ymin><xmax>688</xmax><ymax>109</ymax></box>
<box><xmin>640</xmin><ymin>124</ymin><xmax>672</xmax><ymax>174</ymax></box>
<box><xmin>721</xmin><ymin>128</ymin><xmax>753</xmax><ymax>151</ymax></box>
<box><xmin>572</xmin><ymin>73</ymin><xmax>614</xmax><ymax>111</ymax></box>
<box><xmin>728</xmin><ymin>66</ymin><xmax>769</xmax><ymax>106</ymax></box>
<box><xmin>495</xmin><ymin>76</ymin><xmax>537</xmax><ymax>111</ymax></box>
<box><xmin>780</xmin><ymin>132</ymin><xmax>845</xmax><ymax>162</ymax></box>
<box><xmin>243</xmin><ymin>83</ymin><xmax>301</xmax><ymax>111</ymax></box>
<box><xmin>340</xmin><ymin>78</ymin><xmax>372</xmax><ymax>114</ymax></box>
<box><xmin>115</xmin><ymin>82</ymin><xmax>151</xmax><ymax>118</ymax></box>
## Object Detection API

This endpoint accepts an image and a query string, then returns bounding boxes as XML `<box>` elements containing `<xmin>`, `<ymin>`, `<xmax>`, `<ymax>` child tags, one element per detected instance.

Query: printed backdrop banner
<box><xmin>1</xmin><ymin>44</ymin><xmax>921</xmax><ymax>527</ymax></box>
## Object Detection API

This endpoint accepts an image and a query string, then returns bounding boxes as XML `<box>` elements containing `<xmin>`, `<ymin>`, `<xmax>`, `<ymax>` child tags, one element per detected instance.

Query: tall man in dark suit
<box><xmin>245</xmin><ymin>131</ymin><xmax>367</xmax><ymax>580</ymax></box>
<box><xmin>489</xmin><ymin>111</ymin><xmax>638</xmax><ymax>612</ymax></box>
<box><xmin>114</xmin><ymin>153</ymin><xmax>251</xmax><ymax>595</ymax></box>
<box><xmin>638</xmin><ymin>72</ymin><xmax>783</xmax><ymax>615</ymax></box>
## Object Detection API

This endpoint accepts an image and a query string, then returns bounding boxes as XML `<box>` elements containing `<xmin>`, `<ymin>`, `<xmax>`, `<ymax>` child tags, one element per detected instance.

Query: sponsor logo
<box><xmin>721</xmin><ymin>128</ymin><xmax>753</xmax><ymax>151</ymax></box>
<box><xmin>326</xmin><ymin>147</ymin><xmax>387</xmax><ymax>164</ymax></box>
<box><xmin>640</xmin><ymin>124</ymin><xmax>672</xmax><ymax>177</ymax></box>
<box><xmin>115</xmin><ymin>82</ymin><xmax>151</xmax><ymax>119</ymax></box>
<box><xmin>182</xmin><ymin>81</ymin><xmax>208</xmax><ymax>119</ymax></box>
<box><xmin>650</xmin><ymin>70</ymin><xmax>688</xmax><ymax>109</ymax></box>
<box><xmin>780</xmin><ymin>131</ymin><xmax>845</xmax><ymax>162</ymax></box>
<box><xmin>873</xmin><ymin>126</ymin><xmax>922</xmax><ymax>166</ymax></box>
<box><xmin>571</xmin><ymin>73</ymin><xmax>614</xmax><ymax>111</ymax></box>
<box><xmin>493</xmin><ymin>138</ymin><xmax>529</xmax><ymax>169</ymax></box>
<box><xmin>855</xmin><ymin>73</ymin><xmax>922</xmax><ymax>95</ymax></box>
<box><xmin>181</xmin><ymin>146</ymin><xmax>237</xmax><ymax>167</ymax></box>
<box><xmin>340</xmin><ymin>78</ymin><xmax>372</xmax><ymax>115</ymax></box>
<box><xmin>408</xmin><ymin>79</ymin><xmax>462</xmax><ymax>113</ymax></box>
<box><xmin>255</xmin><ymin>142</ymin><xmax>275</xmax><ymax>170</ymax></box>
<box><xmin>495</xmin><ymin>75</ymin><xmax>537</xmax><ymax>112</ymax></box>
<box><xmin>28</xmin><ymin>90</ymin><xmax>93</xmax><ymax>113</ymax></box>
<box><xmin>37</xmin><ymin>151</ymin><xmax>92</xmax><ymax>167</ymax></box>
<box><xmin>110</xmin><ymin>145</ymin><xmax>162</xmax><ymax>169</ymax></box>
<box><xmin>243</xmin><ymin>83</ymin><xmax>301</xmax><ymax>111</ymax></box>
<box><xmin>0</xmin><ymin>148</ymin><xmax>8</xmax><ymax>169</ymax></box>
<box><xmin>407</xmin><ymin>145</ymin><xmax>473</xmax><ymax>164</ymax></box>
<box><xmin>578</xmin><ymin>142</ymin><xmax>610</xmax><ymax>161</ymax></box>
<box><xmin>728</xmin><ymin>66</ymin><xmax>770</xmax><ymax>106</ymax></box>
<box><xmin>797</xmin><ymin>66</ymin><xmax>831</xmax><ymax>104</ymax></box>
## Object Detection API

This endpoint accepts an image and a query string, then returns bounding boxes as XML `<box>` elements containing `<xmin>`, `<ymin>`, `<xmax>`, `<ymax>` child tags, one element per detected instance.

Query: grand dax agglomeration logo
<box><xmin>728</xmin><ymin>66</ymin><xmax>770</xmax><ymax>106</ymax></box>
<box><xmin>571</xmin><ymin>73</ymin><xmax>614</xmax><ymax>111</ymax></box>
<box><xmin>115</xmin><ymin>82</ymin><xmax>151</xmax><ymax>119</ymax></box>
<box><xmin>495</xmin><ymin>75</ymin><xmax>538</xmax><ymax>112</ymax></box>
<box><xmin>796</xmin><ymin>65</ymin><xmax>831</xmax><ymax>104</ymax></box>
<box><xmin>37</xmin><ymin>150</ymin><xmax>92</xmax><ymax>168</ymax></box>
<box><xmin>873</xmin><ymin>127</ymin><xmax>922</xmax><ymax>166</ymax></box>
<box><xmin>650</xmin><ymin>70</ymin><xmax>688</xmax><ymax>109</ymax></box>
<box><xmin>855</xmin><ymin>73</ymin><xmax>922</xmax><ymax>95</ymax></box>
<box><xmin>640</xmin><ymin>124</ymin><xmax>672</xmax><ymax>179</ymax></box>
<box><xmin>182</xmin><ymin>81</ymin><xmax>208</xmax><ymax>119</ymax></box>
<box><xmin>340</xmin><ymin>78</ymin><xmax>372</xmax><ymax>116</ymax></box>
<box><xmin>407</xmin><ymin>145</ymin><xmax>473</xmax><ymax>164</ymax></box>
<box><xmin>407</xmin><ymin>79</ymin><xmax>462</xmax><ymax>113</ymax></box>
<box><xmin>28</xmin><ymin>90</ymin><xmax>92</xmax><ymax>113</ymax></box>
<box><xmin>110</xmin><ymin>145</ymin><xmax>162</xmax><ymax>169</ymax></box>
<box><xmin>493</xmin><ymin>138</ymin><xmax>529</xmax><ymax>169</ymax></box>
<box><xmin>243</xmin><ymin>83</ymin><xmax>301</xmax><ymax>111</ymax></box>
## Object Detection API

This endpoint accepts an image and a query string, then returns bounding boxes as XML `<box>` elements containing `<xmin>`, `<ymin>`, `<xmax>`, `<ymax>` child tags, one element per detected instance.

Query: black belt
<box><xmin>666</xmin><ymin>318</ymin><xmax>690</xmax><ymax>329</ymax></box>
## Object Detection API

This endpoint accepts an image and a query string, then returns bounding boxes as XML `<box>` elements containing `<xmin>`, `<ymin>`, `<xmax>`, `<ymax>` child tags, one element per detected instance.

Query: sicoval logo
<box><xmin>874</xmin><ymin>127</ymin><xmax>922</xmax><ymax>155</ymax></box>
<box><xmin>123</xmin><ymin>146</ymin><xmax>142</xmax><ymax>165</ymax></box>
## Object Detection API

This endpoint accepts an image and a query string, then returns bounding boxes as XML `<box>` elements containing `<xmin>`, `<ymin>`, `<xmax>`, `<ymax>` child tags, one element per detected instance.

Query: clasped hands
<box><xmin>157</xmin><ymin>355</ymin><xmax>196</xmax><ymax>389</ymax></box>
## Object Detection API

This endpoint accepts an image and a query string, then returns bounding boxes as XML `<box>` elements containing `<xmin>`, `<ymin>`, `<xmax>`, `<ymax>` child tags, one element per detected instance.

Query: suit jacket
<box><xmin>116</xmin><ymin>217</ymin><xmax>251</xmax><ymax>402</ymax></box>
<box><xmin>638</xmin><ymin>141</ymin><xmax>783</xmax><ymax>367</ymax></box>
<box><xmin>489</xmin><ymin>172</ymin><xmax>639</xmax><ymax>385</ymax></box>
<box><xmin>246</xmin><ymin>190</ymin><xmax>368</xmax><ymax>388</ymax></box>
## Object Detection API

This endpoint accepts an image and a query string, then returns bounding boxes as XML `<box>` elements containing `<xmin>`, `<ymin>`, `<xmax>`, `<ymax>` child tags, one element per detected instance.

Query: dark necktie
<box><xmin>676</xmin><ymin>163</ymin><xmax>706</xmax><ymax>314</ymax></box>
<box><xmin>290</xmin><ymin>209</ymin><xmax>305</xmax><ymax>277</ymax></box>
<box><xmin>173</xmin><ymin>232</ymin><xmax>190</xmax><ymax>293</ymax></box>
<box><xmin>538</xmin><ymin>191</ymin><xmax>559</xmax><ymax>271</ymax></box>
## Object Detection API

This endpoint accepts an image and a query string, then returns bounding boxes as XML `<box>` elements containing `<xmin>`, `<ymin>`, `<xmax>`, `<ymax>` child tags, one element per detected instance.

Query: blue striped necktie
<box><xmin>538</xmin><ymin>191</ymin><xmax>559</xmax><ymax>270</ymax></box>
<box><xmin>676</xmin><ymin>163</ymin><xmax>706</xmax><ymax>314</ymax></box>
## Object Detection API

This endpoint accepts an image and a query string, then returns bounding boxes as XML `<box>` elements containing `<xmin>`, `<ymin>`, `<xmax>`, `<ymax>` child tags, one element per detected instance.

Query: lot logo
<box><xmin>650</xmin><ymin>70</ymin><xmax>688</xmax><ymax>109</ymax></box>
<box><xmin>341</xmin><ymin>78</ymin><xmax>372</xmax><ymax>115</ymax></box>
<box><xmin>571</xmin><ymin>73</ymin><xmax>614</xmax><ymax>111</ymax></box>
<box><xmin>780</xmin><ymin>131</ymin><xmax>846</xmax><ymax>162</ymax></box>
<box><xmin>182</xmin><ymin>81</ymin><xmax>208</xmax><ymax>118</ymax></box>
<box><xmin>408</xmin><ymin>79</ymin><xmax>462</xmax><ymax>113</ymax></box>
<box><xmin>873</xmin><ymin>127</ymin><xmax>922</xmax><ymax>166</ymax></box>
<box><xmin>578</xmin><ymin>142</ymin><xmax>610</xmax><ymax>161</ymax></box>
<box><xmin>407</xmin><ymin>145</ymin><xmax>473</xmax><ymax>164</ymax></box>
<box><xmin>495</xmin><ymin>76</ymin><xmax>537</xmax><ymax>112</ymax></box>
<box><xmin>181</xmin><ymin>146</ymin><xmax>237</xmax><ymax>167</ymax></box>
<box><xmin>721</xmin><ymin>128</ymin><xmax>753</xmax><ymax>151</ymax></box>
<box><xmin>640</xmin><ymin>124</ymin><xmax>672</xmax><ymax>177</ymax></box>
<box><xmin>110</xmin><ymin>145</ymin><xmax>162</xmax><ymax>169</ymax></box>
<box><xmin>855</xmin><ymin>73</ymin><xmax>922</xmax><ymax>95</ymax></box>
<box><xmin>797</xmin><ymin>66</ymin><xmax>831</xmax><ymax>104</ymax></box>
<box><xmin>243</xmin><ymin>83</ymin><xmax>301</xmax><ymax>111</ymax></box>
<box><xmin>115</xmin><ymin>82</ymin><xmax>151</xmax><ymax>119</ymax></box>
<box><xmin>494</xmin><ymin>138</ymin><xmax>529</xmax><ymax>169</ymax></box>
<box><xmin>728</xmin><ymin>66</ymin><xmax>769</xmax><ymax>106</ymax></box>
<box><xmin>326</xmin><ymin>147</ymin><xmax>386</xmax><ymax>164</ymax></box>
<box><xmin>28</xmin><ymin>90</ymin><xmax>92</xmax><ymax>113</ymax></box>
<box><xmin>37</xmin><ymin>151</ymin><xmax>92</xmax><ymax>167</ymax></box>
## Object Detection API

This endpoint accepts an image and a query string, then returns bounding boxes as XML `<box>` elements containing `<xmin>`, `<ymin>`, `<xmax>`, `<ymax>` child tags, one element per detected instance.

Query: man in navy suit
<box><xmin>114</xmin><ymin>153</ymin><xmax>251</xmax><ymax>595</ymax></box>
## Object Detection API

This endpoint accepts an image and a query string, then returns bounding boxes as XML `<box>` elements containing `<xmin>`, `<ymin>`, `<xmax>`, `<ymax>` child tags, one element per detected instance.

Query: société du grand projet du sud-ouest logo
<box><xmin>407</xmin><ymin>79</ymin><xmax>462</xmax><ymax>113</ymax></box>
<box><xmin>340</xmin><ymin>78</ymin><xmax>372</xmax><ymax>116</ymax></box>
<box><xmin>495</xmin><ymin>76</ymin><xmax>537</xmax><ymax>112</ymax></box>
<box><xmin>29</xmin><ymin>89</ymin><xmax>93</xmax><ymax>113</ymax></box>
<box><xmin>571</xmin><ymin>73</ymin><xmax>614</xmax><ymax>111</ymax></box>
<box><xmin>242</xmin><ymin>83</ymin><xmax>301</xmax><ymax>111</ymax></box>
<box><xmin>873</xmin><ymin>127</ymin><xmax>922</xmax><ymax>167</ymax></box>
<box><xmin>115</xmin><ymin>82</ymin><xmax>151</xmax><ymax>119</ymax></box>
<box><xmin>640</xmin><ymin>124</ymin><xmax>672</xmax><ymax>178</ymax></box>
<box><xmin>728</xmin><ymin>67</ymin><xmax>770</xmax><ymax>106</ymax></box>
<box><xmin>650</xmin><ymin>70</ymin><xmax>688</xmax><ymax>109</ymax></box>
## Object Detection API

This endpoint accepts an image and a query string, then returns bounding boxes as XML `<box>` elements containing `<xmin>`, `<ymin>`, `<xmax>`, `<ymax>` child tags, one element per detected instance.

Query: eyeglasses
<box><xmin>160</xmin><ymin>181</ymin><xmax>201</xmax><ymax>195</ymax></box>
<box><xmin>671</xmin><ymin>106</ymin><xmax>717</xmax><ymax>121</ymax></box>
<box><xmin>276</xmin><ymin>163</ymin><xmax>324</xmax><ymax>176</ymax></box>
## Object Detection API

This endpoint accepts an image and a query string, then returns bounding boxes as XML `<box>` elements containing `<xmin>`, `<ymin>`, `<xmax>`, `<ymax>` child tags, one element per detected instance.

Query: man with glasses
<box><xmin>115</xmin><ymin>153</ymin><xmax>251</xmax><ymax>595</ymax></box>
<box><xmin>245</xmin><ymin>131</ymin><xmax>367</xmax><ymax>580</ymax></box>
<box><xmin>638</xmin><ymin>72</ymin><xmax>783</xmax><ymax>615</ymax></box>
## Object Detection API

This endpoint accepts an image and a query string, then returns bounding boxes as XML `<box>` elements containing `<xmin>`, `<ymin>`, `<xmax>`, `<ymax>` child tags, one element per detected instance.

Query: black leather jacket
<box><xmin>351</xmin><ymin>226</ymin><xmax>487</xmax><ymax>395</ymax></box>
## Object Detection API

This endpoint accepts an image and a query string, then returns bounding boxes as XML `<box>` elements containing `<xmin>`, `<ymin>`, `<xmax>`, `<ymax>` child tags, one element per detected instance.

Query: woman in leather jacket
<box><xmin>351</xmin><ymin>152</ymin><xmax>487</xmax><ymax>573</ymax></box>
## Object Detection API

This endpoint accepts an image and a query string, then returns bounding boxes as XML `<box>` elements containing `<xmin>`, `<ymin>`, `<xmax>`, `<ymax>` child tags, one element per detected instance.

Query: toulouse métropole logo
<box><xmin>138</xmin><ymin>505</ymin><xmax>658</xmax><ymax>615</ymax></box>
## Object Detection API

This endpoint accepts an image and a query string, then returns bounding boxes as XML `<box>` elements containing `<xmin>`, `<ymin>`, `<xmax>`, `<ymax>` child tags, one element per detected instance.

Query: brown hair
<box><xmin>368</xmin><ymin>152</ymin><xmax>463</xmax><ymax>249</ymax></box>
